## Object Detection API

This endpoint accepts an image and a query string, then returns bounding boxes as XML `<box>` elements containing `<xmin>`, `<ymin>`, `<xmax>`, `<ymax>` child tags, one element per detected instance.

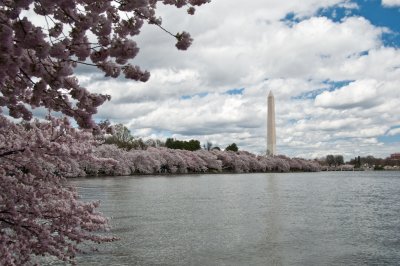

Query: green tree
<box><xmin>334</xmin><ymin>155</ymin><xmax>344</xmax><ymax>166</ymax></box>
<box><xmin>187</xmin><ymin>140</ymin><xmax>201</xmax><ymax>151</ymax></box>
<box><xmin>349</xmin><ymin>156</ymin><xmax>361</xmax><ymax>168</ymax></box>
<box><xmin>225</xmin><ymin>143</ymin><xmax>239</xmax><ymax>152</ymax></box>
<box><xmin>165</xmin><ymin>138</ymin><xmax>201</xmax><ymax>151</ymax></box>
<box><xmin>113</xmin><ymin>124</ymin><xmax>133</xmax><ymax>143</ymax></box>
<box><xmin>104</xmin><ymin>123</ymin><xmax>136</xmax><ymax>150</ymax></box>
<box><xmin>165</xmin><ymin>138</ymin><xmax>175</xmax><ymax>149</ymax></box>
<box><xmin>326</xmin><ymin>155</ymin><xmax>335</xmax><ymax>167</ymax></box>
<box><xmin>204</xmin><ymin>141</ymin><xmax>213</xmax><ymax>151</ymax></box>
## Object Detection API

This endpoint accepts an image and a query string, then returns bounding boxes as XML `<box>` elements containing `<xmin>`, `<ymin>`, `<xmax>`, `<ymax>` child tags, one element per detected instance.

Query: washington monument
<box><xmin>267</xmin><ymin>91</ymin><xmax>276</xmax><ymax>156</ymax></box>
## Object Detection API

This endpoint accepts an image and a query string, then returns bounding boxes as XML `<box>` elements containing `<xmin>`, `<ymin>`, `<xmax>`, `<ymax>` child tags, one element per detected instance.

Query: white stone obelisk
<box><xmin>267</xmin><ymin>91</ymin><xmax>276</xmax><ymax>156</ymax></box>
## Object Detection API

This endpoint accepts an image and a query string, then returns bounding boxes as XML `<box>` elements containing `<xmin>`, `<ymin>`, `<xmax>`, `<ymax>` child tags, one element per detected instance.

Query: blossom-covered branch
<box><xmin>0</xmin><ymin>0</ymin><xmax>209</xmax><ymax>128</ymax></box>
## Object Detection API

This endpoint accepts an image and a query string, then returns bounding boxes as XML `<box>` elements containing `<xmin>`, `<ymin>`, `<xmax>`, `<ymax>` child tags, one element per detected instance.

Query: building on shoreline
<box><xmin>390</xmin><ymin>153</ymin><xmax>400</xmax><ymax>160</ymax></box>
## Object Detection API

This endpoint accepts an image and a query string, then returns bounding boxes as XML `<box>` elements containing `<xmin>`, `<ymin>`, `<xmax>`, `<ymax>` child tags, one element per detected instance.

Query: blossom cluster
<box><xmin>0</xmin><ymin>115</ymin><xmax>116</xmax><ymax>265</ymax></box>
<box><xmin>0</xmin><ymin>0</ymin><xmax>210</xmax><ymax>128</ymax></box>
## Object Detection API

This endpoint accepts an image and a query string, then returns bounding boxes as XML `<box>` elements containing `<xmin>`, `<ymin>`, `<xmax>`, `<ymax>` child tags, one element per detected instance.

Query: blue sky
<box><xmin>321</xmin><ymin>0</ymin><xmax>400</xmax><ymax>46</ymax></box>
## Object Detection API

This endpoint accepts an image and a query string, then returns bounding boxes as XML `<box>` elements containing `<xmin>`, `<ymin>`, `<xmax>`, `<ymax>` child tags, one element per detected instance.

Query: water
<box><xmin>68</xmin><ymin>171</ymin><xmax>400</xmax><ymax>265</ymax></box>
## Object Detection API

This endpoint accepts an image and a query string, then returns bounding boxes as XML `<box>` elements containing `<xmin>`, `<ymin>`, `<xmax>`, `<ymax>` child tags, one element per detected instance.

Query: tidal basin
<box><xmin>70</xmin><ymin>171</ymin><xmax>400</xmax><ymax>265</ymax></box>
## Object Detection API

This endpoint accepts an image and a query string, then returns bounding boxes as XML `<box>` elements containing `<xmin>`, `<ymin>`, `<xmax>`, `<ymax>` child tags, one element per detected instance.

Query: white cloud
<box><xmin>314</xmin><ymin>80</ymin><xmax>381</xmax><ymax>109</ymax></box>
<box><xmin>382</xmin><ymin>0</ymin><xmax>400</xmax><ymax>7</ymax></box>
<box><xmin>387</xmin><ymin>128</ymin><xmax>400</xmax><ymax>136</ymax></box>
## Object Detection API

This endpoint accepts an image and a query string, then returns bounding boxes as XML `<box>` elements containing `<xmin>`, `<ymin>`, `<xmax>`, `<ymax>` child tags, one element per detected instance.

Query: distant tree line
<box><xmin>165</xmin><ymin>138</ymin><xmax>201</xmax><ymax>151</ymax></box>
<box><xmin>83</xmin><ymin>146</ymin><xmax>321</xmax><ymax>176</ymax></box>
<box><xmin>79</xmin><ymin>123</ymin><xmax>324</xmax><ymax>175</ymax></box>
<box><xmin>348</xmin><ymin>155</ymin><xmax>400</xmax><ymax>168</ymax></box>
<box><xmin>317</xmin><ymin>154</ymin><xmax>400</xmax><ymax>169</ymax></box>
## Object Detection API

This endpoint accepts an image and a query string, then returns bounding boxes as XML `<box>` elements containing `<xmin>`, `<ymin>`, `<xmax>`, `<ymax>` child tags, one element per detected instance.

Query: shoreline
<box><xmin>70</xmin><ymin>169</ymin><xmax>319</xmax><ymax>179</ymax></box>
<box><xmin>68</xmin><ymin>168</ymin><xmax>400</xmax><ymax>179</ymax></box>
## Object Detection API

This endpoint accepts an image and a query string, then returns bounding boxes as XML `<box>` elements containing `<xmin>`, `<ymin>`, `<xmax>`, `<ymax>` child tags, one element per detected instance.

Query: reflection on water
<box><xmin>265</xmin><ymin>173</ymin><xmax>283</xmax><ymax>265</ymax></box>
<box><xmin>67</xmin><ymin>171</ymin><xmax>400</xmax><ymax>266</ymax></box>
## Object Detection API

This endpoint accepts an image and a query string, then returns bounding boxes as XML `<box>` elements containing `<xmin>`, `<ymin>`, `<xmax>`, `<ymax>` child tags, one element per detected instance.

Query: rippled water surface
<box><xmin>69</xmin><ymin>171</ymin><xmax>400</xmax><ymax>265</ymax></box>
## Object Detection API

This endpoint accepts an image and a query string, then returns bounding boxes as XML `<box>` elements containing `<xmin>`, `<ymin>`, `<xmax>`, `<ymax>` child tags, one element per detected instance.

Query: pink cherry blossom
<box><xmin>175</xmin><ymin>31</ymin><xmax>193</xmax><ymax>50</ymax></box>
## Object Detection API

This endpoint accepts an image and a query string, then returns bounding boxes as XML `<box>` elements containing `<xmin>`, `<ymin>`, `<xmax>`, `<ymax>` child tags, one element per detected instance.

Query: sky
<box><xmin>75</xmin><ymin>0</ymin><xmax>400</xmax><ymax>160</ymax></box>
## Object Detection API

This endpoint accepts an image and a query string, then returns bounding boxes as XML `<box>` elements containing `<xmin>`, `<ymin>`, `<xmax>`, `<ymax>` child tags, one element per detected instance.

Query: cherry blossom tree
<box><xmin>1</xmin><ymin>0</ymin><xmax>211</xmax><ymax>264</ymax></box>
<box><xmin>194</xmin><ymin>149</ymin><xmax>222</xmax><ymax>172</ymax></box>
<box><xmin>0</xmin><ymin>116</ymin><xmax>117</xmax><ymax>265</ymax></box>
<box><xmin>86</xmin><ymin>144</ymin><xmax>129</xmax><ymax>176</ymax></box>
<box><xmin>130</xmin><ymin>148</ymin><xmax>162</xmax><ymax>174</ymax></box>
